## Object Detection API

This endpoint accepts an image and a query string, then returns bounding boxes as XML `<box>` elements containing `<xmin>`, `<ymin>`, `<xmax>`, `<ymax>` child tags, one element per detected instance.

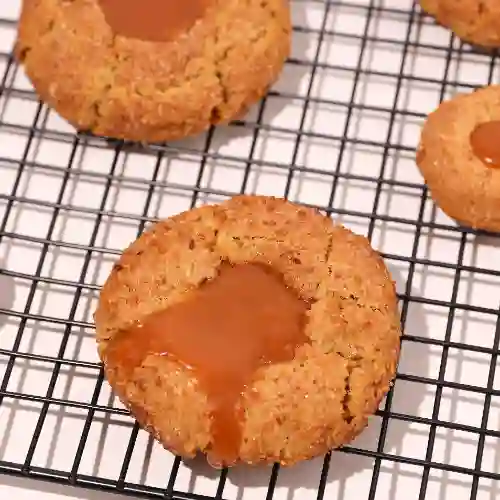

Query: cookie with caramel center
<box><xmin>417</xmin><ymin>85</ymin><xmax>500</xmax><ymax>232</ymax></box>
<box><xmin>419</xmin><ymin>0</ymin><xmax>500</xmax><ymax>48</ymax></box>
<box><xmin>94</xmin><ymin>195</ymin><xmax>401</xmax><ymax>467</ymax></box>
<box><xmin>15</xmin><ymin>0</ymin><xmax>290</xmax><ymax>143</ymax></box>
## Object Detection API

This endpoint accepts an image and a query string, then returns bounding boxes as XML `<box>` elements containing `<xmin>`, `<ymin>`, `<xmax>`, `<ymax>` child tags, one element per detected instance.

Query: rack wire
<box><xmin>1</xmin><ymin>0</ymin><xmax>500</xmax><ymax>499</ymax></box>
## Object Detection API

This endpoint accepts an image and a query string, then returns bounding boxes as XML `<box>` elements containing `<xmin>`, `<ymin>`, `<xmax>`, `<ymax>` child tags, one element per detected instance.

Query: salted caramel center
<box><xmin>470</xmin><ymin>120</ymin><xmax>500</xmax><ymax>169</ymax></box>
<box><xmin>105</xmin><ymin>263</ymin><xmax>310</xmax><ymax>465</ymax></box>
<box><xmin>97</xmin><ymin>0</ymin><xmax>209</xmax><ymax>42</ymax></box>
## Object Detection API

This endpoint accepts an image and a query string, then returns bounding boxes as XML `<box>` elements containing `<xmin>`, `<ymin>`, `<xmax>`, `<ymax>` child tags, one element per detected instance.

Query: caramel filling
<box><xmin>97</xmin><ymin>0</ymin><xmax>209</xmax><ymax>42</ymax></box>
<box><xmin>105</xmin><ymin>263</ymin><xmax>310</xmax><ymax>465</ymax></box>
<box><xmin>470</xmin><ymin>120</ymin><xmax>500</xmax><ymax>169</ymax></box>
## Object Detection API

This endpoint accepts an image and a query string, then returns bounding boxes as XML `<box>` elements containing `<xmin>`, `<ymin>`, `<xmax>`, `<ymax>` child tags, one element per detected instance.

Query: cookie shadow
<box><xmin>179</xmin><ymin>267</ymin><xmax>430</xmax><ymax>497</ymax></box>
<box><xmin>103</xmin><ymin>0</ymin><xmax>312</xmax><ymax>157</ymax></box>
<box><xmin>472</xmin><ymin>231</ymin><xmax>500</xmax><ymax>248</ymax></box>
<box><xmin>0</xmin><ymin>260</ymin><xmax>16</xmax><ymax>331</ymax></box>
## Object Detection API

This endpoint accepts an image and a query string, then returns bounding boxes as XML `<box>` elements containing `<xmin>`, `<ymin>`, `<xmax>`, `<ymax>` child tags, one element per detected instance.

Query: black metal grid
<box><xmin>1</xmin><ymin>0</ymin><xmax>500</xmax><ymax>499</ymax></box>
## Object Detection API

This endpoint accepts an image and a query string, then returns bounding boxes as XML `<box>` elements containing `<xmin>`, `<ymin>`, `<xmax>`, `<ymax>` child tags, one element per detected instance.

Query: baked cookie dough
<box><xmin>417</xmin><ymin>85</ymin><xmax>500</xmax><ymax>232</ymax></box>
<box><xmin>94</xmin><ymin>195</ymin><xmax>402</xmax><ymax>467</ymax></box>
<box><xmin>419</xmin><ymin>0</ymin><xmax>500</xmax><ymax>48</ymax></box>
<box><xmin>14</xmin><ymin>0</ymin><xmax>291</xmax><ymax>143</ymax></box>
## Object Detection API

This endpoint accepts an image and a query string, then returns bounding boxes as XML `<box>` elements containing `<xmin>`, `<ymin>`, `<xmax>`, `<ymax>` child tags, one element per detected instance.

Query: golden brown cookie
<box><xmin>419</xmin><ymin>0</ymin><xmax>500</xmax><ymax>48</ymax></box>
<box><xmin>14</xmin><ymin>0</ymin><xmax>290</xmax><ymax>143</ymax></box>
<box><xmin>416</xmin><ymin>85</ymin><xmax>500</xmax><ymax>232</ymax></box>
<box><xmin>94</xmin><ymin>195</ymin><xmax>402</xmax><ymax>467</ymax></box>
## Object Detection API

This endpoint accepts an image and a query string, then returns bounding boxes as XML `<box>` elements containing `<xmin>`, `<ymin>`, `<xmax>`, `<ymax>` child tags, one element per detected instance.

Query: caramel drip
<box><xmin>105</xmin><ymin>263</ymin><xmax>310</xmax><ymax>465</ymax></box>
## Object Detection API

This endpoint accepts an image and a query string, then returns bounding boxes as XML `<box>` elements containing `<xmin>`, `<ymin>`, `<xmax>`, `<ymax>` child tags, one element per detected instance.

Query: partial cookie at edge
<box><xmin>15</xmin><ymin>0</ymin><xmax>291</xmax><ymax>142</ymax></box>
<box><xmin>416</xmin><ymin>84</ymin><xmax>500</xmax><ymax>232</ymax></box>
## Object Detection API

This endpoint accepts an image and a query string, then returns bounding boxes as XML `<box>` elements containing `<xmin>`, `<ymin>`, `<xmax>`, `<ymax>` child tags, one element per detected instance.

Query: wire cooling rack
<box><xmin>2</xmin><ymin>0</ymin><xmax>500</xmax><ymax>499</ymax></box>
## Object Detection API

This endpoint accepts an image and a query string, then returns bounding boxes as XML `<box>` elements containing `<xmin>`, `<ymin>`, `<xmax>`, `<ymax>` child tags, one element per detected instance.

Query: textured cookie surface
<box><xmin>15</xmin><ymin>0</ymin><xmax>290</xmax><ymax>143</ymax></box>
<box><xmin>417</xmin><ymin>85</ymin><xmax>500</xmax><ymax>232</ymax></box>
<box><xmin>419</xmin><ymin>0</ymin><xmax>500</xmax><ymax>47</ymax></box>
<box><xmin>94</xmin><ymin>195</ymin><xmax>402</xmax><ymax>467</ymax></box>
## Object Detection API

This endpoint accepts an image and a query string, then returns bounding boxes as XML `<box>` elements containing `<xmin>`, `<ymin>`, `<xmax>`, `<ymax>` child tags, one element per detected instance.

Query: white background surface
<box><xmin>1</xmin><ymin>0</ymin><xmax>500</xmax><ymax>499</ymax></box>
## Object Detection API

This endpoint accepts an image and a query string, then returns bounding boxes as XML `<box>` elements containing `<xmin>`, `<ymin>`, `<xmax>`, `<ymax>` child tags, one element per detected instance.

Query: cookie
<box><xmin>14</xmin><ymin>0</ymin><xmax>290</xmax><ymax>143</ymax></box>
<box><xmin>417</xmin><ymin>85</ymin><xmax>500</xmax><ymax>232</ymax></box>
<box><xmin>94</xmin><ymin>195</ymin><xmax>402</xmax><ymax>467</ymax></box>
<box><xmin>419</xmin><ymin>0</ymin><xmax>500</xmax><ymax>48</ymax></box>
